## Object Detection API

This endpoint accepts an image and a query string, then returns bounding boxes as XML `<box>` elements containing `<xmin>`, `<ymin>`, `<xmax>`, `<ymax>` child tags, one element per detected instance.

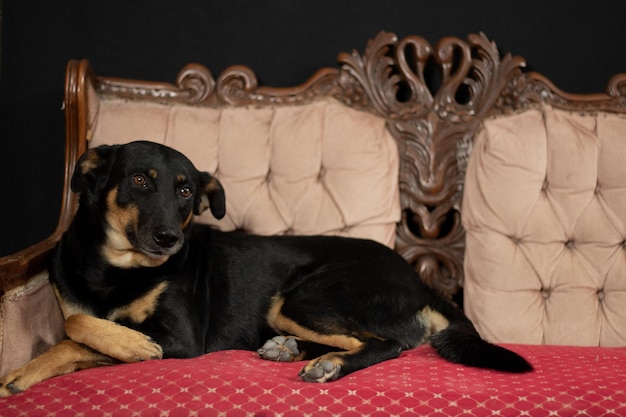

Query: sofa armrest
<box><xmin>0</xmin><ymin>60</ymin><xmax>97</xmax><ymax>294</ymax></box>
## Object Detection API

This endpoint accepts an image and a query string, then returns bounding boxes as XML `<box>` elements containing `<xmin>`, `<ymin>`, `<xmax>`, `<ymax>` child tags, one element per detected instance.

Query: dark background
<box><xmin>1</xmin><ymin>1</ymin><xmax>625</xmax><ymax>257</ymax></box>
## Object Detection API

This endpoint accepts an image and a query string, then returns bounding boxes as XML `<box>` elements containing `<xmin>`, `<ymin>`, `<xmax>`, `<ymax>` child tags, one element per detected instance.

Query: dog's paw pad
<box><xmin>299</xmin><ymin>360</ymin><xmax>341</xmax><ymax>383</ymax></box>
<box><xmin>0</xmin><ymin>377</ymin><xmax>24</xmax><ymax>397</ymax></box>
<box><xmin>258</xmin><ymin>336</ymin><xmax>299</xmax><ymax>362</ymax></box>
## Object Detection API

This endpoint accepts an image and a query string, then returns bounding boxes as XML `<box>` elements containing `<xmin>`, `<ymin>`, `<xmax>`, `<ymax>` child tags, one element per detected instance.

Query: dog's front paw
<box><xmin>110</xmin><ymin>331</ymin><xmax>164</xmax><ymax>363</ymax></box>
<box><xmin>258</xmin><ymin>336</ymin><xmax>300</xmax><ymax>362</ymax></box>
<box><xmin>0</xmin><ymin>371</ymin><xmax>29</xmax><ymax>397</ymax></box>
<box><xmin>299</xmin><ymin>358</ymin><xmax>342</xmax><ymax>383</ymax></box>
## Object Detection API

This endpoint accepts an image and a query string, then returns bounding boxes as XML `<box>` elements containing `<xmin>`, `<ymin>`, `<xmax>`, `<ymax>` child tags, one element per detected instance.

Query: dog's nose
<box><xmin>153</xmin><ymin>227</ymin><xmax>180</xmax><ymax>248</ymax></box>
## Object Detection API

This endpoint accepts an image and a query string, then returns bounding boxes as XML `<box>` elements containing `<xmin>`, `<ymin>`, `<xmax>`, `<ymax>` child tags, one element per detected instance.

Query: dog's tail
<box><xmin>422</xmin><ymin>298</ymin><xmax>533</xmax><ymax>373</ymax></box>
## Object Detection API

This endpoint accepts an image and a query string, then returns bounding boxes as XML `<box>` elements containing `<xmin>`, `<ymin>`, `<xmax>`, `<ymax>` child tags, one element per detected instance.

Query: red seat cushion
<box><xmin>3</xmin><ymin>344</ymin><xmax>625</xmax><ymax>416</ymax></box>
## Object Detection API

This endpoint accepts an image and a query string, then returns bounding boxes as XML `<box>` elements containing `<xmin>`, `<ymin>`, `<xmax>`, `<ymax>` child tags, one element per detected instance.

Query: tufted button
<box><xmin>541</xmin><ymin>179</ymin><xmax>548</xmax><ymax>193</ymax></box>
<box><xmin>595</xmin><ymin>182</ymin><xmax>601</xmax><ymax>195</ymax></box>
<box><xmin>509</xmin><ymin>235</ymin><xmax>522</xmax><ymax>245</ymax></box>
<box><xmin>317</xmin><ymin>168</ymin><xmax>325</xmax><ymax>182</ymax></box>
<box><xmin>565</xmin><ymin>239</ymin><xmax>575</xmax><ymax>249</ymax></box>
<box><xmin>597</xmin><ymin>289</ymin><xmax>605</xmax><ymax>302</ymax></box>
<box><xmin>541</xmin><ymin>288</ymin><xmax>551</xmax><ymax>299</ymax></box>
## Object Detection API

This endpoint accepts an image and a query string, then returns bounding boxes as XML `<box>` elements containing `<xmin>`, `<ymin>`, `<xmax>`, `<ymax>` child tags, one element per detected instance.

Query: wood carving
<box><xmin>334</xmin><ymin>32</ymin><xmax>526</xmax><ymax>298</ymax></box>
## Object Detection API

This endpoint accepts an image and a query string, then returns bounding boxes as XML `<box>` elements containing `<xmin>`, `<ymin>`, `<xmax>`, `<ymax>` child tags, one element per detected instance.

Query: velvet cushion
<box><xmin>2</xmin><ymin>344</ymin><xmax>625</xmax><ymax>416</ymax></box>
<box><xmin>462</xmin><ymin>105</ymin><xmax>626</xmax><ymax>346</ymax></box>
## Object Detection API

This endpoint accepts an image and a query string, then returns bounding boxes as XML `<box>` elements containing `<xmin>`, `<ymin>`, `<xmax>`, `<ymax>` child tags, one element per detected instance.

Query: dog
<box><xmin>0</xmin><ymin>140</ymin><xmax>531</xmax><ymax>395</ymax></box>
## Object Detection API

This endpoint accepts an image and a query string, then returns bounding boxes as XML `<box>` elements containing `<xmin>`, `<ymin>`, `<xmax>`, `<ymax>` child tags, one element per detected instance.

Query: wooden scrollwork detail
<box><xmin>215</xmin><ymin>65</ymin><xmax>259</xmax><ymax>104</ymax></box>
<box><xmin>608</xmin><ymin>74</ymin><xmax>626</xmax><ymax>98</ymax></box>
<box><xmin>98</xmin><ymin>63</ymin><xmax>215</xmax><ymax>105</ymax></box>
<box><xmin>216</xmin><ymin>65</ymin><xmax>340</xmax><ymax>106</ymax></box>
<box><xmin>514</xmin><ymin>72</ymin><xmax>626</xmax><ymax>113</ymax></box>
<box><xmin>335</xmin><ymin>32</ymin><xmax>527</xmax><ymax>299</ymax></box>
<box><xmin>175</xmin><ymin>64</ymin><xmax>215</xmax><ymax>104</ymax></box>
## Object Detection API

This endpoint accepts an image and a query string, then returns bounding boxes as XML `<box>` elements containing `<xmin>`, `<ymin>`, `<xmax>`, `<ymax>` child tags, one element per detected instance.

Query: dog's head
<box><xmin>71</xmin><ymin>141</ymin><xmax>226</xmax><ymax>268</ymax></box>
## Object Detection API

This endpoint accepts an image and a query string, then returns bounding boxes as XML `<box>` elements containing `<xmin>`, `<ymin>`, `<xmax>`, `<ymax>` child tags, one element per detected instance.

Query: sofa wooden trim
<box><xmin>1</xmin><ymin>31</ymin><xmax>625</xmax><ymax>300</ymax></box>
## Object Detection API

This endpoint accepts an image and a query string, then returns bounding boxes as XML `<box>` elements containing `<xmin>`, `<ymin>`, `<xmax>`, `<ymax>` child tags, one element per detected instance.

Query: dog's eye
<box><xmin>132</xmin><ymin>175</ymin><xmax>148</xmax><ymax>187</ymax></box>
<box><xmin>179</xmin><ymin>187</ymin><xmax>192</xmax><ymax>198</ymax></box>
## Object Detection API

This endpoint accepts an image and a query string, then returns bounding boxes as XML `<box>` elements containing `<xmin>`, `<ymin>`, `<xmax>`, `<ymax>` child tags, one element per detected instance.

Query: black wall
<box><xmin>1</xmin><ymin>1</ymin><xmax>625</xmax><ymax>256</ymax></box>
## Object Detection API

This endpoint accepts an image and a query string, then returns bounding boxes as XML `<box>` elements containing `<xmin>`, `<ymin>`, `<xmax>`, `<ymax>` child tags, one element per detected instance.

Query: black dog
<box><xmin>0</xmin><ymin>141</ymin><xmax>531</xmax><ymax>395</ymax></box>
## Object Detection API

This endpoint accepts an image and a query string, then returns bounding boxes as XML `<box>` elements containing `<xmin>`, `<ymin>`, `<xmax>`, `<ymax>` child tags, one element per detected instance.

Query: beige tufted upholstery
<box><xmin>90</xmin><ymin>98</ymin><xmax>401</xmax><ymax>247</ymax></box>
<box><xmin>463</xmin><ymin>105</ymin><xmax>626</xmax><ymax>346</ymax></box>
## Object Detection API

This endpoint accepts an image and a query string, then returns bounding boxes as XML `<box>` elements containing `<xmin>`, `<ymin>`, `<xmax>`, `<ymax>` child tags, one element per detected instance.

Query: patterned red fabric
<box><xmin>2</xmin><ymin>344</ymin><xmax>625</xmax><ymax>416</ymax></box>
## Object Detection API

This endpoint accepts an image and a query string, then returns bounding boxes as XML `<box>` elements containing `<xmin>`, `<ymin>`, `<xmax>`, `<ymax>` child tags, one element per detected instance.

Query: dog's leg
<box><xmin>0</xmin><ymin>339</ymin><xmax>113</xmax><ymax>396</ymax></box>
<box><xmin>65</xmin><ymin>314</ymin><xmax>163</xmax><ymax>362</ymax></box>
<box><xmin>266</xmin><ymin>295</ymin><xmax>403</xmax><ymax>382</ymax></box>
<box><xmin>0</xmin><ymin>315</ymin><xmax>163</xmax><ymax>397</ymax></box>
<box><xmin>299</xmin><ymin>338</ymin><xmax>402</xmax><ymax>382</ymax></box>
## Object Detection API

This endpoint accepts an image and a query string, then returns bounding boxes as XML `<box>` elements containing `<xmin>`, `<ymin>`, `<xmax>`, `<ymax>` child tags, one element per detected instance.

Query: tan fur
<box><xmin>300</xmin><ymin>351</ymin><xmax>353</xmax><ymax>382</ymax></box>
<box><xmin>0</xmin><ymin>314</ymin><xmax>163</xmax><ymax>396</ymax></box>
<box><xmin>108</xmin><ymin>281</ymin><xmax>168</xmax><ymax>323</ymax></box>
<box><xmin>0</xmin><ymin>340</ymin><xmax>113</xmax><ymax>396</ymax></box>
<box><xmin>79</xmin><ymin>150</ymin><xmax>100</xmax><ymax>174</ymax></box>
<box><xmin>197</xmin><ymin>177</ymin><xmax>221</xmax><ymax>213</ymax></box>
<box><xmin>418</xmin><ymin>306</ymin><xmax>450</xmax><ymax>339</ymax></box>
<box><xmin>182</xmin><ymin>210</ymin><xmax>194</xmax><ymax>229</ymax></box>
<box><xmin>267</xmin><ymin>296</ymin><xmax>363</xmax><ymax>351</ymax></box>
<box><xmin>102</xmin><ymin>187</ymin><xmax>169</xmax><ymax>268</ymax></box>
<box><xmin>64</xmin><ymin>314</ymin><xmax>163</xmax><ymax>363</ymax></box>
<box><xmin>53</xmin><ymin>284</ymin><xmax>93</xmax><ymax>319</ymax></box>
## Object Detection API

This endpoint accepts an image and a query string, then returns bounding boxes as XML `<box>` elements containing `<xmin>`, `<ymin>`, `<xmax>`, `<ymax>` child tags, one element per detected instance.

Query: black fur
<box><xmin>51</xmin><ymin>140</ymin><xmax>532</xmax><ymax>381</ymax></box>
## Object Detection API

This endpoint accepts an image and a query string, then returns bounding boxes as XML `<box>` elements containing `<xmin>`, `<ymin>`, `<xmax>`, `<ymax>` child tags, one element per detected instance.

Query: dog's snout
<box><xmin>153</xmin><ymin>227</ymin><xmax>180</xmax><ymax>249</ymax></box>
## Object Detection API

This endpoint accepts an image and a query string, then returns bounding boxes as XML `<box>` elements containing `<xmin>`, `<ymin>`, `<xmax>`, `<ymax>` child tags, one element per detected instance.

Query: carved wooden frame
<box><xmin>2</xmin><ymin>32</ymin><xmax>625</xmax><ymax>299</ymax></box>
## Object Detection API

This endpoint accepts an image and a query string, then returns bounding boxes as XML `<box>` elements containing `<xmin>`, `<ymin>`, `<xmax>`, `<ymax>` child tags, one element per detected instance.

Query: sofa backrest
<box><xmin>463</xmin><ymin>104</ymin><xmax>626</xmax><ymax>346</ymax></box>
<box><xmin>88</xmin><ymin>98</ymin><xmax>401</xmax><ymax>247</ymax></box>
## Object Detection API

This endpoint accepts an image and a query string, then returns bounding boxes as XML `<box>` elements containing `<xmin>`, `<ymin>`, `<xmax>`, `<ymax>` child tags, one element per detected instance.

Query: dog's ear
<box><xmin>195</xmin><ymin>172</ymin><xmax>226</xmax><ymax>219</ymax></box>
<box><xmin>71</xmin><ymin>145</ymin><xmax>118</xmax><ymax>195</ymax></box>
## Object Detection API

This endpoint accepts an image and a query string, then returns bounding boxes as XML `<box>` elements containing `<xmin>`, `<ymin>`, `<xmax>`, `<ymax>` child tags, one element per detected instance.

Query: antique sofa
<box><xmin>1</xmin><ymin>32</ymin><xmax>626</xmax><ymax>416</ymax></box>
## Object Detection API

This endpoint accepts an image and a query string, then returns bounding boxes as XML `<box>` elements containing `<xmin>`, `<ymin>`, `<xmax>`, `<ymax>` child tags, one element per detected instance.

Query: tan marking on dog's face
<box><xmin>148</xmin><ymin>169</ymin><xmax>158</xmax><ymax>179</ymax></box>
<box><xmin>107</xmin><ymin>281</ymin><xmax>168</xmax><ymax>323</ymax></box>
<box><xmin>266</xmin><ymin>296</ymin><xmax>363</xmax><ymax>351</ymax></box>
<box><xmin>177</xmin><ymin>174</ymin><xmax>187</xmax><ymax>183</ymax></box>
<box><xmin>181</xmin><ymin>210</ymin><xmax>194</xmax><ymax>229</ymax></box>
<box><xmin>102</xmin><ymin>187</ymin><xmax>169</xmax><ymax>268</ymax></box>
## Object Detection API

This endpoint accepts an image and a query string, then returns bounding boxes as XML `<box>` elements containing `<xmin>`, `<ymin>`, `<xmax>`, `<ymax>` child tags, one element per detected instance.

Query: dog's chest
<box><xmin>106</xmin><ymin>281</ymin><xmax>169</xmax><ymax>323</ymax></box>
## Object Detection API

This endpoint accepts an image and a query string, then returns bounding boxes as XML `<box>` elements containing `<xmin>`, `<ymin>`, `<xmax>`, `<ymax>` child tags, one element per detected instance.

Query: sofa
<box><xmin>1</xmin><ymin>31</ymin><xmax>625</xmax><ymax>416</ymax></box>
